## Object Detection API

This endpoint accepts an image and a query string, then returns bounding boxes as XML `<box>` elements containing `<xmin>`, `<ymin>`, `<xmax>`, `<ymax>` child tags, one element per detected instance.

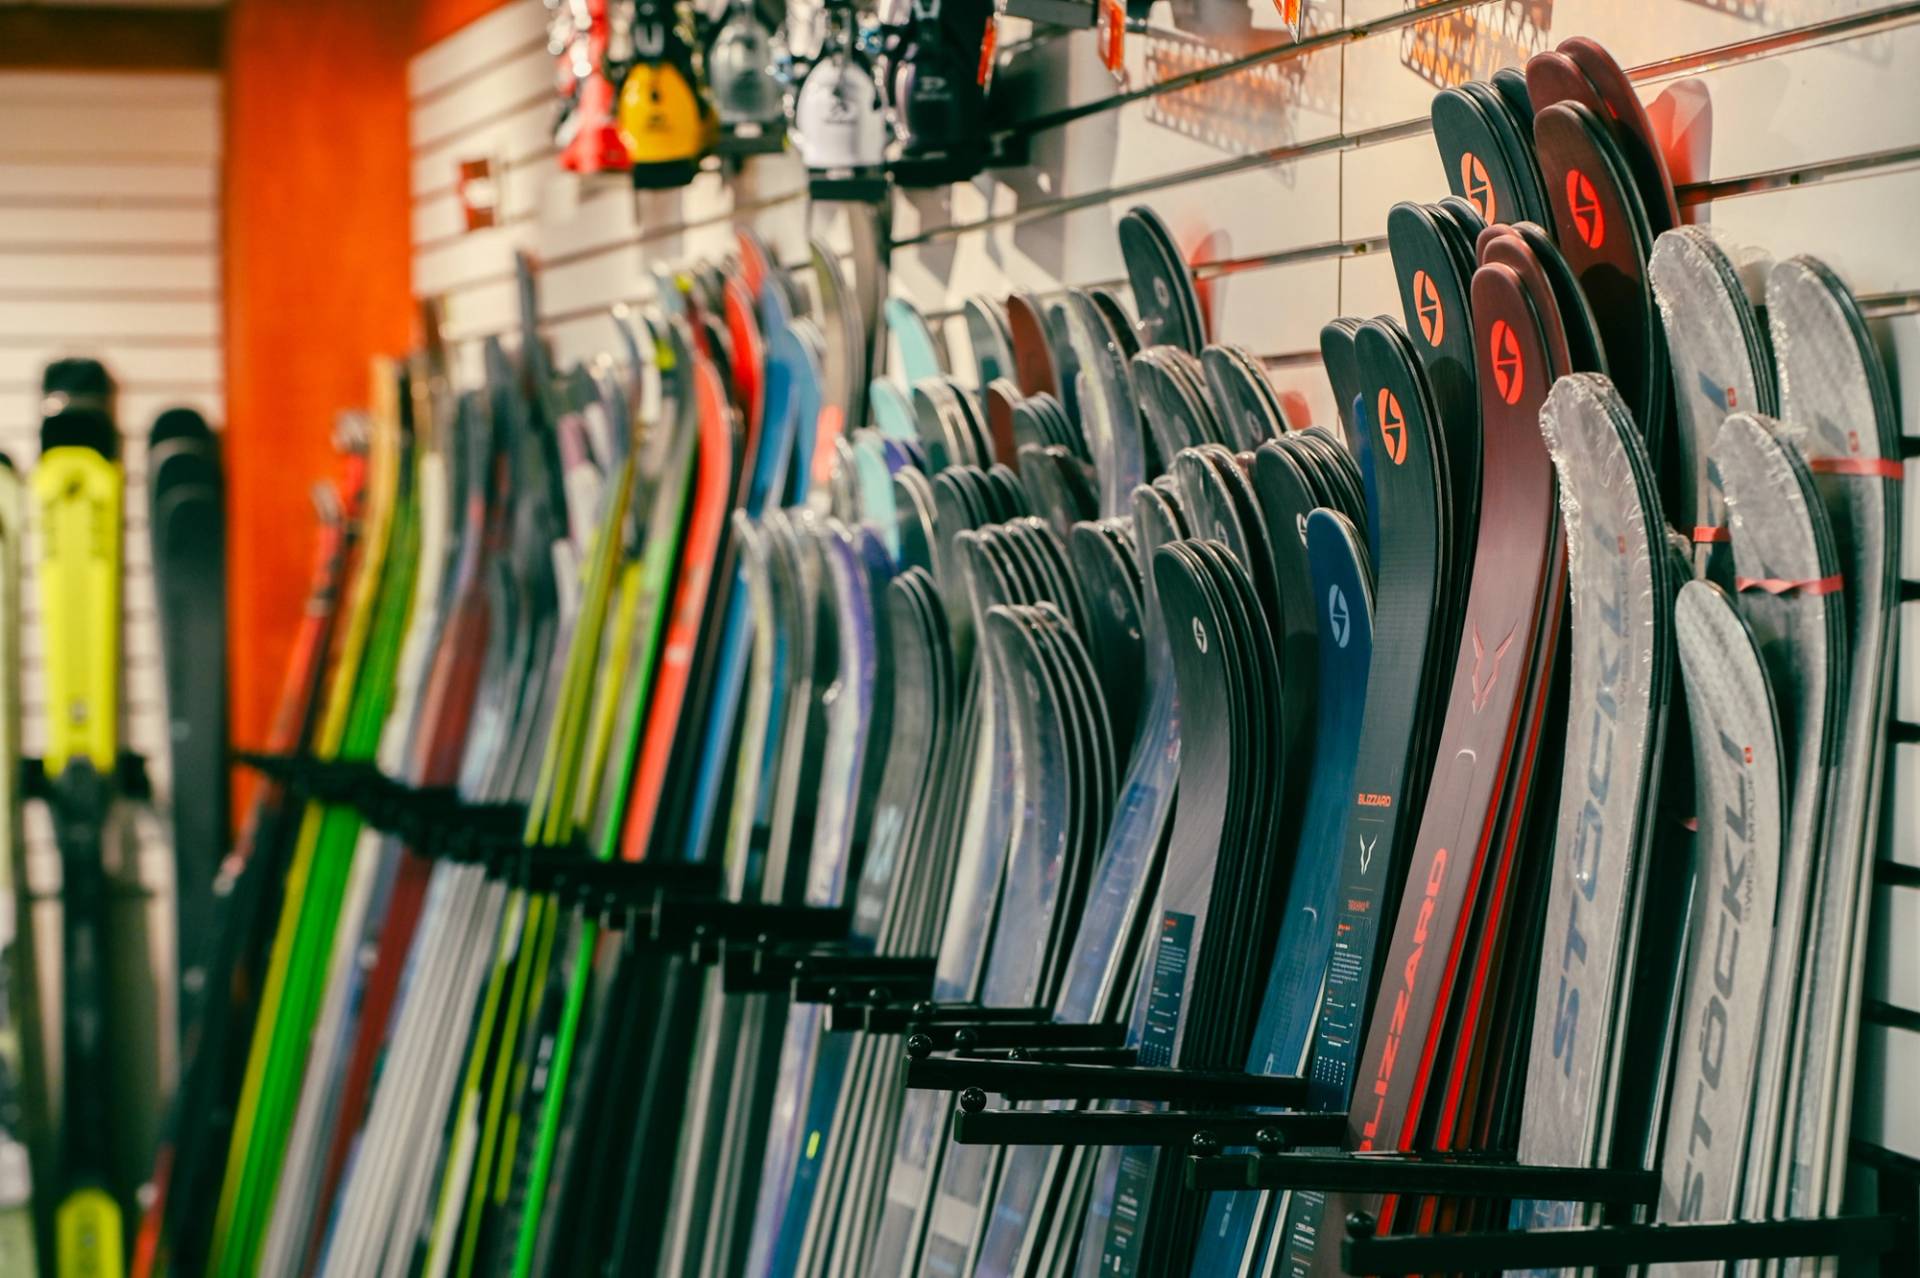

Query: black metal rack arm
<box><xmin>912</xmin><ymin>1021</ymin><xmax>1128</xmax><ymax>1051</ymax></box>
<box><xmin>650</xmin><ymin>899</ymin><xmax>852</xmax><ymax>948</ymax></box>
<box><xmin>706</xmin><ymin>939</ymin><xmax>919</xmax><ymax>998</ymax></box>
<box><xmin>789</xmin><ymin>951</ymin><xmax>937</xmax><ymax>982</ymax></box>
<box><xmin>967</xmin><ymin>1047</ymin><xmax>1140</xmax><ymax>1066</ymax></box>
<box><xmin>1337</xmin><ymin>1210</ymin><xmax>1914</xmax><ymax>1275</ymax></box>
<box><xmin>950</xmin><ymin>1105</ymin><xmax>1349</xmax><ymax>1150</ymax></box>
<box><xmin>825</xmin><ymin>1001</ymin><xmax>878</xmax><ymax>1033</ymax></box>
<box><xmin>791</xmin><ymin>968</ymin><xmax>936</xmax><ymax>1005</ymax></box>
<box><xmin>232</xmin><ymin>751</ymin><xmax>531</xmax><ymax>863</ymax></box>
<box><xmin>1184</xmin><ymin>1151</ymin><xmax>1659</xmax><ymax>1204</ymax></box>
<box><xmin>903</xmin><ymin>1052</ymin><xmax>1309</xmax><ymax>1107</ymax></box>
<box><xmin>859</xmin><ymin>1001</ymin><xmax>1054</xmax><ymax>1033</ymax></box>
<box><xmin>22</xmin><ymin>751</ymin><xmax>152</xmax><ymax>803</ymax></box>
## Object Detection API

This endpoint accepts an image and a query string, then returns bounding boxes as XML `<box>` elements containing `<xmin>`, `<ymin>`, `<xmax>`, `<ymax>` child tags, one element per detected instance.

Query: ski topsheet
<box><xmin>1647</xmin><ymin>227</ymin><xmax>1776</xmax><ymax>583</ymax></box>
<box><xmin>1194</xmin><ymin>506</ymin><xmax>1376</xmax><ymax>1276</ymax></box>
<box><xmin>1716</xmin><ymin>411</ymin><xmax>1846</xmax><ymax>1220</ymax></box>
<box><xmin>1513</xmin><ymin>373</ymin><xmax>1672</xmax><ymax>1231</ymax></box>
<box><xmin>147</xmin><ymin>446</ymin><xmax>363</xmax><ymax>1278</ymax></box>
<box><xmin>1657</xmin><ymin>579</ymin><xmax>1783</xmax><ymax>1254</ymax></box>
<box><xmin>1300</xmin><ymin>259</ymin><xmax>1568</xmax><ymax>1269</ymax></box>
<box><xmin>258</xmin><ymin>367</ymin><xmax>453</xmax><ymax>1276</ymax></box>
<box><xmin>1764</xmin><ymin>258</ymin><xmax>1903</xmax><ymax>1230</ymax></box>
<box><xmin>35</xmin><ymin>360</ymin><xmax>128</xmax><ymax>1278</ymax></box>
<box><xmin>210</xmin><ymin>363</ymin><xmax>416</xmax><ymax>1278</ymax></box>
<box><xmin>147</xmin><ymin>409</ymin><xmax>228</xmax><ymax>1049</ymax></box>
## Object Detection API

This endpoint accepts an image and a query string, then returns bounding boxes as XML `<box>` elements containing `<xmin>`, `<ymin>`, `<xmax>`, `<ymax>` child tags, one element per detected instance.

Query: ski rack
<box><xmin>233</xmin><ymin>752</ymin><xmax>875</xmax><ymax>964</ymax></box>
<box><xmin>792</xmin><ymin>962</ymin><xmax>1064</xmax><ymax>1032</ymax></box>
<box><xmin>233</xmin><ymin>752</ymin><xmax>529</xmax><ymax>867</ymax></box>
<box><xmin>888</xmin><ymin>1022</ymin><xmax>1920</xmax><ymax>1272</ymax></box>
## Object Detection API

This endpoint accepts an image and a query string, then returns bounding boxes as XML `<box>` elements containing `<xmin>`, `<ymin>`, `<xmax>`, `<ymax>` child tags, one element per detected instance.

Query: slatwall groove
<box><xmin>408</xmin><ymin>0</ymin><xmax>549</xmax><ymax>100</ymax></box>
<box><xmin>411</xmin><ymin>73</ymin><xmax>554</xmax><ymax>154</ymax></box>
<box><xmin>0</xmin><ymin>205</ymin><xmax>216</xmax><ymax>248</ymax></box>
<box><xmin>0</xmin><ymin>161</ymin><xmax>217</xmax><ymax>200</ymax></box>
<box><xmin>409</xmin><ymin>33</ymin><xmax>549</xmax><ymax>111</ymax></box>
<box><xmin>0</xmin><ymin>289</ymin><xmax>217</xmax><ymax>304</ymax></box>
<box><xmin>0</xmin><ymin>72</ymin><xmax>218</xmax><ymax>107</ymax></box>
<box><xmin>0</xmin><ymin>346</ymin><xmax>221</xmax><ymax>385</ymax></box>
<box><xmin>0</xmin><ymin>104</ymin><xmax>219</xmax><ymax>160</ymax></box>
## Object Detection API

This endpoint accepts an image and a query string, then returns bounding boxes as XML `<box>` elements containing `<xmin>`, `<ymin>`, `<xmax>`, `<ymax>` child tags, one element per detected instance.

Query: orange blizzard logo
<box><xmin>1567</xmin><ymin>168</ymin><xmax>1605</xmax><ymax>249</ymax></box>
<box><xmin>1460</xmin><ymin>152</ymin><xmax>1496</xmax><ymax>222</ymax></box>
<box><xmin>1489</xmin><ymin>319</ymin><xmax>1524</xmax><ymax>406</ymax></box>
<box><xmin>1413</xmin><ymin>270</ymin><xmax>1445</xmax><ymax>346</ymax></box>
<box><xmin>1358</xmin><ymin>846</ymin><xmax>1449</xmax><ymax>1149</ymax></box>
<box><xmin>1377</xmin><ymin>388</ymin><xmax>1408</xmax><ymax>465</ymax></box>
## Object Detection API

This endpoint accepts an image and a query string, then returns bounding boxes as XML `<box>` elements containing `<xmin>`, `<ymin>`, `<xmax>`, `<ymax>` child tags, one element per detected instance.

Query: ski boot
<box><xmin>614</xmin><ymin>0</ymin><xmax>717</xmax><ymax>188</ymax></box>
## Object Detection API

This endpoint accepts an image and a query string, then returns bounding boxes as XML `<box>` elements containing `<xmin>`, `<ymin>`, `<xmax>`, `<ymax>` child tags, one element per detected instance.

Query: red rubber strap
<box><xmin>1692</xmin><ymin>524</ymin><xmax>1730</xmax><ymax>543</ymax></box>
<box><xmin>1807</xmin><ymin>456</ymin><xmax>1904</xmax><ymax>480</ymax></box>
<box><xmin>1736</xmin><ymin>573</ymin><xmax>1843</xmax><ymax>597</ymax></box>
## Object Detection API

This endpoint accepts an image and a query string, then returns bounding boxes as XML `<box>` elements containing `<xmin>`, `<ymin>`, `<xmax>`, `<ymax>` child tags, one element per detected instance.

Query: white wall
<box><xmin>0</xmin><ymin>67</ymin><xmax>224</xmax><ymax>1160</ymax></box>
<box><xmin>409</xmin><ymin>0</ymin><xmax>1920</xmax><ymax>1176</ymax></box>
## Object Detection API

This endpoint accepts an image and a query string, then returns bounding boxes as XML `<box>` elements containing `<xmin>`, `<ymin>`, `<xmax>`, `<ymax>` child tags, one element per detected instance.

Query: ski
<box><xmin>35</xmin><ymin>358</ymin><xmax>128</xmax><ymax>1278</ymax></box>
<box><xmin>1765</xmin><ymin>258</ymin><xmax>1903</xmax><ymax>1233</ymax></box>
<box><xmin>210</xmin><ymin>362</ymin><xmax>417</xmax><ymax>1278</ymax></box>
<box><xmin>1716</xmin><ymin>411</ymin><xmax>1846</xmax><ymax>1220</ymax></box>
<box><xmin>1513</xmin><ymin>373</ymin><xmax>1673</xmax><ymax>1232</ymax></box>
<box><xmin>147</xmin><ymin>408</ymin><xmax>228</xmax><ymax>1052</ymax></box>
<box><xmin>1656</xmin><ymin>579</ymin><xmax>1784</xmax><ymax>1255</ymax></box>
<box><xmin>0</xmin><ymin>455</ymin><xmax>37</xmax><ymax>1276</ymax></box>
<box><xmin>1299</xmin><ymin>257</ymin><xmax>1568</xmax><ymax>1269</ymax></box>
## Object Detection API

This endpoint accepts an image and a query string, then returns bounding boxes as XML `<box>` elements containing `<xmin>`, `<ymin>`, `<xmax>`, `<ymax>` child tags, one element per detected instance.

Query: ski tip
<box><xmin>150</xmin><ymin>407</ymin><xmax>213</xmax><ymax>447</ymax></box>
<box><xmin>41</xmin><ymin>357</ymin><xmax>119</xmax><ymax>456</ymax></box>
<box><xmin>40</xmin><ymin>405</ymin><xmax>119</xmax><ymax>460</ymax></box>
<box><xmin>42</xmin><ymin>356</ymin><xmax>114</xmax><ymax>404</ymax></box>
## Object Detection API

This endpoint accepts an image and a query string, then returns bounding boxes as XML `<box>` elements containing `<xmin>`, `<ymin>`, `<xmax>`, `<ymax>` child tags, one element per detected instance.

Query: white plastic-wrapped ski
<box><xmin>1716</xmin><ymin>412</ymin><xmax>1847</xmax><ymax>1222</ymax></box>
<box><xmin>1656</xmin><ymin>579</ymin><xmax>1784</xmax><ymax>1267</ymax></box>
<box><xmin>1513</xmin><ymin>374</ymin><xmax>1673</xmax><ymax>1234</ymax></box>
<box><xmin>1764</xmin><ymin>259</ymin><xmax>1903</xmax><ymax>1238</ymax></box>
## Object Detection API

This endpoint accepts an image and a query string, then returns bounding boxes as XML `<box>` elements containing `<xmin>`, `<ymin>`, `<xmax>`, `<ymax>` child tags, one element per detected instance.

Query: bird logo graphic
<box><xmin>1377</xmin><ymin>388</ymin><xmax>1408</xmax><ymax>465</ymax></box>
<box><xmin>1413</xmin><ymin>270</ymin><xmax>1445</xmax><ymax>346</ymax></box>
<box><xmin>1461</xmin><ymin>152</ymin><xmax>1496</xmax><ymax>222</ymax></box>
<box><xmin>1470</xmin><ymin>622</ymin><xmax>1517</xmax><ymax>713</ymax></box>
<box><xmin>1567</xmin><ymin>168</ymin><xmax>1605</xmax><ymax>249</ymax></box>
<box><xmin>1489</xmin><ymin>319</ymin><xmax>1524</xmax><ymax>406</ymax></box>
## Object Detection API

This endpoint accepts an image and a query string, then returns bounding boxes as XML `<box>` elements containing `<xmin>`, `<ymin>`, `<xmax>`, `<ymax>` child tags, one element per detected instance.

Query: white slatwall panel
<box><xmin>0</xmin><ymin>69</ymin><xmax>223</xmax><ymax>1146</ymax></box>
<box><xmin>408</xmin><ymin>0</ymin><xmax>813</xmax><ymax>386</ymax></box>
<box><xmin>411</xmin><ymin>0</ymin><xmax>1920</xmax><ymax>1177</ymax></box>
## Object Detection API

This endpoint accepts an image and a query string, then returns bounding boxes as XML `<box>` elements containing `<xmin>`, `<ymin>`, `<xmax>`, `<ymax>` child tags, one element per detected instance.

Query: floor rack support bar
<box><xmin>1338</xmin><ymin>1212</ymin><xmax>1909</xmax><ymax>1274</ymax></box>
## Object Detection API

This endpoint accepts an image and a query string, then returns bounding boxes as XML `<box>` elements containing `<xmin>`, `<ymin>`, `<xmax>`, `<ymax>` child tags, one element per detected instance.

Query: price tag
<box><xmin>456</xmin><ymin>157</ymin><xmax>500</xmax><ymax>231</ymax></box>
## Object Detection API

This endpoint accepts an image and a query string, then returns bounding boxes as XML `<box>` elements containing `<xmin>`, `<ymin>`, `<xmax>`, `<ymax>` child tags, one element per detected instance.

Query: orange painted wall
<box><xmin>222</xmin><ymin>0</ymin><xmax>508</xmax><ymax>767</ymax></box>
